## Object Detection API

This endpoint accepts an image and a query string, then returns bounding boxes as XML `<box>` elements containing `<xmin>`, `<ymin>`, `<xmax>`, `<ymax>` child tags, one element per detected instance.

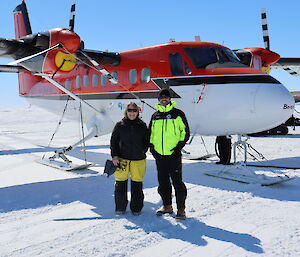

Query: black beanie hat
<box><xmin>158</xmin><ymin>88</ymin><xmax>171</xmax><ymax>99</ymax></box>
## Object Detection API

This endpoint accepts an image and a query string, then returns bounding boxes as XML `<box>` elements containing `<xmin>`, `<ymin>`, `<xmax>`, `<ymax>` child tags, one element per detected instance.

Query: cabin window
<box><xmin>76</xmin><ymin>75</ymin><xmax>81</xmax><ymax>88</ymax></box>
<box><xmin>129</xmin><ymin>69</ymin><xmax>137</xmax><ymax>84</ymax></box>
<box><xmin>84</xmin><ymin>75</ymin><xmax>89</xmax><ymax>87</ymax></box>
<box><xmin>101</xmin><ymin>75</ymin><xmax>108</xmax><ymax>85</ymax></box>
<box><xmin>141</xmin><ymin>68</ymin><xmax>150</xmax><ymax>83</ymax></box>
<box><xmin>92</xmin><ymin>74</ymin><xmax>99</xmax><ymax>87</ymax></box>
<box><xmin>169</xmin><ymin>52</ymin><xmax>184</xmax><ymax>76</ymax></box>
<box><xmin>111</xmin><ymin>72</ymin><xmax>118</xmax><ymax>85</ymax></box>
<box><xmin>65</xmin><ymin>79</ymin><xmax>70</xmax><ymax>89</ymax></box>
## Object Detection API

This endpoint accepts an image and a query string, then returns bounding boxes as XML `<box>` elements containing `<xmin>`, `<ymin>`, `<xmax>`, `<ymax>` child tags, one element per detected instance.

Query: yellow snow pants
<box><xmin>114</xmin><ymin>159</ymin><xmax>146</xmax><ymax>182</ymax></box>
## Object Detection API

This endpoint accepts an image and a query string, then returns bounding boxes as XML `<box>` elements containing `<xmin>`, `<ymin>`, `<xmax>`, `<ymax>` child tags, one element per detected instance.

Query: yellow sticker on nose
<box><xmin>55</xmin><ymin>51</ymin><xmax>77</xmax><ymax>71</ymax></box>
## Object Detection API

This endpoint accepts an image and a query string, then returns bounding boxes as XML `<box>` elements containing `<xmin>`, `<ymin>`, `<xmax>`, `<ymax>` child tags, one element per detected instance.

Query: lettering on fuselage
<box><xmin>283</xmin><ymin>104</ymin><xmax>294</xmax><ymax>110</ymax></box>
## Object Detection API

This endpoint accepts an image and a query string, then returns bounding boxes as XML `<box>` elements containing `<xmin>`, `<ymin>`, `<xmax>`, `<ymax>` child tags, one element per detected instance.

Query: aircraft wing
<box><xmin>271</xmin><ymin>58</ymin><xmax>300</xmax><ymax>76</ymax></box>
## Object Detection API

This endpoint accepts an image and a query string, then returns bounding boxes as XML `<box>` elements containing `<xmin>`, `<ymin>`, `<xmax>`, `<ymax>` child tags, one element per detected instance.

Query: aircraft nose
<box><xmin>254</xmin><ymin>83</ymin><xmax>294</xmax><ymax>131</ymax></box>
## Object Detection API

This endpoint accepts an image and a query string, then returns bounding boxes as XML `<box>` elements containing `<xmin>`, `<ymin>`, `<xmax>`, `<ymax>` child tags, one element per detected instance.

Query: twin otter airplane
<box><xmin>0</xmin><ymin>1</ymin><xmax>298</xmax><ymax>170</ymax></box>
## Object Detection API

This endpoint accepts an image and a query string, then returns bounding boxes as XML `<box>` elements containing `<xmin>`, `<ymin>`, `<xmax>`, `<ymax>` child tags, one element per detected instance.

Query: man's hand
<box><xmin>171</xmin><ymin>141</ymin><xmax>185</xmax><ymax>155</ymax></box>
<box><xmin>150</xmin><ymin>144</ymin><xmax>159</xmax><ymax>158</ymax></box>
<box><xmin>112</xmin><ymin>156</ymin><xmax>120</xmax><ymax>166</ymax></box>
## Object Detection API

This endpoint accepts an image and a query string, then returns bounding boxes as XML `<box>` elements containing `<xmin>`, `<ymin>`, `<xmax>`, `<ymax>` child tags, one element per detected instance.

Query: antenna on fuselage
<box><xmin>194</xmin><ymin>35</ymin><xmax>201</xmax><ymax>42</ymax></box>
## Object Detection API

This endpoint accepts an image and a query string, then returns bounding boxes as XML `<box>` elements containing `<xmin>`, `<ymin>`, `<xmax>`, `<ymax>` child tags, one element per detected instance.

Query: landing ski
<box><xmin>182</xmin><ymin>153</ymin><xmax>216</xmax><ymax>160</ymax></box>
<box><xmin>245</xmin><ymin>163</ymin><xmax>300</xmax><ymax>170</ymax></box>
<box><xmin>204</xmin><ymin>170</ymin><xmax>294</xmax><ymax>186</ymax></box>
<box><xmin>37</xmin><ymin>158</ymin><xmax>93</xmax><ymax>171</ymax></box>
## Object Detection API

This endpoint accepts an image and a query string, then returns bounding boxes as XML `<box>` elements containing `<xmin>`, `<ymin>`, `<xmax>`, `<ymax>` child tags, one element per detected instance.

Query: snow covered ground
<box><xmin>0</xmin><ymin>105</ymin><xmax>300</xmax><ymax>257</ymax></box>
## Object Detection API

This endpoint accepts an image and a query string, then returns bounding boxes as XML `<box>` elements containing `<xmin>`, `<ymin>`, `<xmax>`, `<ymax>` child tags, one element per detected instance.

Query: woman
<box><xmin>110</xmin><ymin>102</ymin><xmax>149</xmax><ymax>215</ymax></box>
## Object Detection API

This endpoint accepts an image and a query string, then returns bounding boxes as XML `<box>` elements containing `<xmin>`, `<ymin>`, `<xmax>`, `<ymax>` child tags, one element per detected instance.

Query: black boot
<box><xmin>216</xmin><ymin>136</ymin><xmax>232</xmax><ymax>165</ymax></box>
<box><xmin>130</xmin><ymin>181</ymin><xmax>144</xmax><ymax>214</ymax></box>
<box><xmin>114</xmin><ymin>180</ymin><xmax>128</xmax><ymax>213</ymax></box>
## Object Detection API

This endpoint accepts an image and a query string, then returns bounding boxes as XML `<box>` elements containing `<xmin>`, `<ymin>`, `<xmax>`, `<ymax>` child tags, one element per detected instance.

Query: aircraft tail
<box><xmin>13</xmin><ymin>1</ymin><xmax>32</xmax><ymax>38</ymax></box>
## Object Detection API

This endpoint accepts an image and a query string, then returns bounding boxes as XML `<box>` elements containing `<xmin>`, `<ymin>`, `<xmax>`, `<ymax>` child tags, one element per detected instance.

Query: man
<box><xmin>149</xmin><ymin>88</ymin><xmax>190</xmax><ymax>220</ymax></box>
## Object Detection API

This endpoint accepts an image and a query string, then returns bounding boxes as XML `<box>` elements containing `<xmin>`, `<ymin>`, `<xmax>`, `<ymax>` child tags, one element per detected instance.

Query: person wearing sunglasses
<box><xmin>110</xmin><ymin>102</ymin><xmax>149</xmax><ymax>215</ymax></box>
<box><xmin>149</xmin><ymin>88</ymin><xmax>190</xmax><ymax>220</ymax></box>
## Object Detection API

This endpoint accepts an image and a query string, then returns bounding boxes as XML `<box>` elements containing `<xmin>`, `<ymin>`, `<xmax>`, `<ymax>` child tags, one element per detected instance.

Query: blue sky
<box><xmin>1</xmin><ymin>0</ymin><xmax>300</xmax><ymax>106</ymax></box>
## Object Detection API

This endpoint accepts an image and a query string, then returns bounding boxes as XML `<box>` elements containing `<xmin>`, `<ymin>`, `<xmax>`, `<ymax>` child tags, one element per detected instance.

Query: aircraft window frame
<box><xmin>129</xmin><ymin>69</ymin><xmax>137</xmax><ymax>84</ymax></box>
<box><xmin>141</xmin><ymin>67</ymin><xmax>151</xmax><ymax>83</ymax></box>
<box><xmin>92</xmin><ymin>74</ymin><xmax>99</xmax><ymax>87</ymax></box>
<box><xmin>111</xmin><ymin>72</ymin><xmax>118</xmax><ymax>85</ymax></box>
<box><xmin>221</xmin><ymin>48</ymin><xmax>241</xmax><ymax>63</ymax></box>
<box><xmin>101</xmin><ymin>74</ymin><xmax>108</xmax><ymax>86</ymax></box>
<box><xmin>84</xmin><ymin>74</ymin><xmax>89</xmax><ymax>87</ymax></box>
<box><xmin>169</xmin><ymin>52</ymin><xmax>184</xmax><ymax>76</ymax></box>
<box><xmin>76</xmin><ymin>75</ymin><xmax>81</xmax><ymax>88</ymax></box>
<box><xmin>65</xmin><ymin>79</ymin><xmax>70</xmax><ymax>89</ymax></box>
<box><xmin>184</xmin><ymin>62</ymin><xmax>192</xmax><ymax>75</ymax></box>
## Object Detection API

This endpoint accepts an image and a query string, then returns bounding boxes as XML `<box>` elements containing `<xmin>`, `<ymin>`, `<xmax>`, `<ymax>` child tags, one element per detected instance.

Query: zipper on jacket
<box><xmin>161</xmin><ymin>118</ymin><xmax>165</xmax><ymax>155</ymax></box>
<box><xmin>172</xmin><ymin>120</ymin><xmax>177</xmax><ymax>136</ymax></box>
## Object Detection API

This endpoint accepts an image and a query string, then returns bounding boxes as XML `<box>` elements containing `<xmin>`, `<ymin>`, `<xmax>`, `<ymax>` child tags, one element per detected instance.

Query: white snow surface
<box><xmin>0</xmin><ymin>105</ymin><xmax>300</xmax><ymax>257</ymax></box>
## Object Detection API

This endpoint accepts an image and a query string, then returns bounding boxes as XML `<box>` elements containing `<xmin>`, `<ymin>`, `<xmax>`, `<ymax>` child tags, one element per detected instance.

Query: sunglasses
<box><xmin>158</xmin><ymin>95</ymin><xmax>170</xmax><ymax>99</ymax></box>
<box><xmin>127</xmin><ymin>108</ymin><xmax>138</xmax><ymax>112</ymax></box>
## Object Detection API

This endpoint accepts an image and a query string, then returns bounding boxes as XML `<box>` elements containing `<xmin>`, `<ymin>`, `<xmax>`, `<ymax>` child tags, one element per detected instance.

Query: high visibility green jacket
<box><xmin>149</xmin><ymin>101</ymin><xmax>190</xmax><ymax>156</ymax></box>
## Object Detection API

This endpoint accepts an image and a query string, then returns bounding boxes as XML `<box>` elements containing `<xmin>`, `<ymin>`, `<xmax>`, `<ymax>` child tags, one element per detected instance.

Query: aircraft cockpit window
<box><xmin>184</xmin><ymin>47</ymin><xmax>217</xmax><ymax>69</ymax></box>
<box><xmin>141</xmin><ymin>68</ymin><xmax>150</xmax><ymax>83</ymax></box>
<box><xmin>221</xmin><ymin>48</ymin><xmax>240</xmax><ymax>63</ymax></box>
<box><xmin>111</xmin><ymin>72</ymin><xmax>118</xmax><ymax>85</ymax></box>
<box><xmin>84</xmin><ymin>75</ymin><xmax>89</xmax><ymax>87</ymax></box>
<box><xmin>169</xmin><ymin>52</ymin><xmax>184</xmax><ymax>76</ymax></box>
<box><xmin>101</xmin><ymin>75</ymin><xmax>108</xmax><ymax>85</ymax></box>
<box><xmin>129</xmin><ymin>69</ymin><xmax>137</xmax><ymax>84</ymax></box>
<box><xmin>184</xmin><ymin>47</ymin><xmax>243</xmax><ymax>69</ymax></box>
<box><xmin>92</xmin><ymin>74</ymin><xmax>99</xmax><ymax>87</ymax></box>
<box><xmin>76</xmin><ymin>75</ymin><xmax>81</xmax><ymax>88</ymax></box>
<box><xmin>233</xmin><ymin>50</ymin><xmax>252</xmax><ymax>66</ymax></box>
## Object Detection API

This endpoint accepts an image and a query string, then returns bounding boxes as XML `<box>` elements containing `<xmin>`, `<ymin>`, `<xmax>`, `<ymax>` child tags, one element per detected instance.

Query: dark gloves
<box><xmin>150</xmin><ymin>144</ymin><xmax>159</xmax><ymax>158</ymax></box>
<box><xmin>171</xmin><ymin>141</ymin><xmax>185</xmax><ymax>155</ymax></box>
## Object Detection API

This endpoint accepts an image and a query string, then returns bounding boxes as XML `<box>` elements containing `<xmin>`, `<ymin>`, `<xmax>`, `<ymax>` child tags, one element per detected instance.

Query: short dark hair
<box><xmin>158</xmin><ymin>88</ymin><xmax>171</xmax><ymax>99</ymax></box>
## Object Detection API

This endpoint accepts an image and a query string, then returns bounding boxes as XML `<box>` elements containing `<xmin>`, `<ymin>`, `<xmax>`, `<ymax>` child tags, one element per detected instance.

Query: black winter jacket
<box><xmin>110</xmin><ymin>117</ymin><xmax>149</xmax><ymax>160</ymax></box>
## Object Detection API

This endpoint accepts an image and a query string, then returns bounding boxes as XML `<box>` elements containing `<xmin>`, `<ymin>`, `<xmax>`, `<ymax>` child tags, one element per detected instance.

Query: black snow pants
<box><xmin>155</xmin><ymin>153</ymin><xmax>187</xmax><ymax>210</ymax></box>
<box><xmin>114</xmin><ymin>180</ymin><xmax>144</xmax><ymax>212</ymax></box>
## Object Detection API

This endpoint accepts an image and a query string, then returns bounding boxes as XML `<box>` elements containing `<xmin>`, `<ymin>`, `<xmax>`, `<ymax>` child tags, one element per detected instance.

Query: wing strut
<box><xmin>38</xmin><ymin>74</ymin><xmax>108</xmax><ymax>120</ymax></box>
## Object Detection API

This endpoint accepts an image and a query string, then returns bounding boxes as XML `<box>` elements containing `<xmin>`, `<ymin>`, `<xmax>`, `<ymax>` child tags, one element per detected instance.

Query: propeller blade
<box><xmin>261</xmin><ymin>8</ymin><xmax>270</xmax><ymax>50</ymax></box>
<box><xmin>69</xmin><ymin>0</ymin><xmax>76</xmax><ymax>31</ymax></box>
<box><xmin>0</xmin><ymin>64</ymin><xmax>24</xmax><ymax>73</ymax></box>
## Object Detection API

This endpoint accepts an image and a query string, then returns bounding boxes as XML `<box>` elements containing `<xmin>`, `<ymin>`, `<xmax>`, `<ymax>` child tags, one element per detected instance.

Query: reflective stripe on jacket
<box><xmin>149</xmin><ymin>101</ymin><xmax>190</xmax><ymax>156</ymax></box>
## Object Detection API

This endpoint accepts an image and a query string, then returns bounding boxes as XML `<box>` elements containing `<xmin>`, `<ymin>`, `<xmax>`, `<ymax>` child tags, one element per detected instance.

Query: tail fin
<box><xmin>13</xmin><ymin>1</ymin><xmax>32</xmax><ymax>38</ymax></box>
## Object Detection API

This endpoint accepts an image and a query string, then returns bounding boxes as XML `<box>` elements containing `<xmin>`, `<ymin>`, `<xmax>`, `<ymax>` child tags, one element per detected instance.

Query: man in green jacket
<box><xmin>149</xmin><ymin>88</ymin><xmax>190</xmax><ymax>220</ymax></box>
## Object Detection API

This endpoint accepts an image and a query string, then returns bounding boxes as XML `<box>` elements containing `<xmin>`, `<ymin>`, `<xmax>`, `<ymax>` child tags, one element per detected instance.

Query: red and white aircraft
<box><xmin>0</xmin><ymin>1</ymin><xmax>297</xmax><ymax>171</ymax></box>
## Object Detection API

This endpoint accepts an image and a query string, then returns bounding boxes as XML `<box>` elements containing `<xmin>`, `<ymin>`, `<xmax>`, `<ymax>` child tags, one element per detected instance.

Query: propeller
<box><xmin>69</xmin><ymin>0</ymin><xmax>76</xmax><ymax>31</ymax></box>
<box><xmin>261</xmin><ymin>8</ymin><xmax>300</xmax><ymax>76</ymax></box>
<box><xmin>261</xmin><ymin>8</ymin><xmax>270</xmax><ymax>50</ymax></box>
